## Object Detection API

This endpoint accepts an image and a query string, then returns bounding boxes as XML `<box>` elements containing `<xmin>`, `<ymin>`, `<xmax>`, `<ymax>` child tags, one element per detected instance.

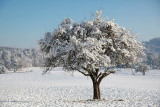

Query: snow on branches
<box><xmin>39</xmin><ymin>10</ymin><xmax>145</xmax><ymax>74</ymax></box>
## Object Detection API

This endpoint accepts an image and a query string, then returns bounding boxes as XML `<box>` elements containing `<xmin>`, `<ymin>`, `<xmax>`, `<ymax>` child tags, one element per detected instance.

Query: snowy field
<box><xmin>0</xmin><ymin>67</ymin><xmax>160</xmax><ymax>107</ymax></box>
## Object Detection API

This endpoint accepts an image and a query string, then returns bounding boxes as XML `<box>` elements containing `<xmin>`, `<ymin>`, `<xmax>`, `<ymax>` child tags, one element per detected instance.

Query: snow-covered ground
<box><xmin>0</xmin><ymin>67</ymin><xmax>160</xmax><ymax>107</ymax></box>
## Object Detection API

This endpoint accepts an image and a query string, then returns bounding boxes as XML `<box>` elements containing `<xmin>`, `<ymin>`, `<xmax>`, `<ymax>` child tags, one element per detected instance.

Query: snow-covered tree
<box><xmin>135</xmin><ymin>63</ymin><xmax>150</xmax><ymax>75</ymax></box>
<box><xmin>11</xmin><ymin>55</ymin><xmax>18</xmax><ymax>72</ymax></box>
<box><xmin>39</xmin><ymin>10</ymin><xmax>145</xmax><ymax>99</ymax></box>
<box><xmin>1</xmin><ymin>50</ymin><xmax>11</xmax><ymax>70</ymax></box>
<box><xmin>17</xmin><ymin>56</ymin><xmax>32</xmax><ymax>69</ymax></box>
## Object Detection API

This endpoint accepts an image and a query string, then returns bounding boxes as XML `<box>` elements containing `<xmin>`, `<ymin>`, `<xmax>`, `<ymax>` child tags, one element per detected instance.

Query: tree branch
<box><xmin>97</xmin><ymin>72</ymin><xmax>102</xmax><ymax>79</ymax></box>
<box><xmin>81</xmin><ymin>67</ymin><xmax>91</xmax><ymax>73</ymax></box>
<box><xmin>98</xmin><ymin>71</ymin><xmax>115</xmax><ymax>84</ymax></box>
<box><xmin>95</xmin><ymin>68</ymin><xmax>99</xmax><ymax>76</ymax></box>
<box><xmin>98</xmin><ymin>73</ymin><xmax>108</xmax><ymax>84</ymax></box>
<box><xmin>77</xmin><ymin>69</ymin><xmax>90</xmax><ymax>76</ymax></box>
<box><xmin>81</xmin><ymin>66</ymin><xmax>97</xmax><ymax>80</ymax></box>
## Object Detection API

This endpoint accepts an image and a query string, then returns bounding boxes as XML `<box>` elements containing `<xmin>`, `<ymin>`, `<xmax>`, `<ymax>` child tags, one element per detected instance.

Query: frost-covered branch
<box><xmin>98</xmin><ymin>71</ymin><xmax>115</xmax><ymax>84</ymax></box>
<box><xmin>76</xmin><ymin>69</ymin><xmax>90</xmax><ymax>76</ymax></box>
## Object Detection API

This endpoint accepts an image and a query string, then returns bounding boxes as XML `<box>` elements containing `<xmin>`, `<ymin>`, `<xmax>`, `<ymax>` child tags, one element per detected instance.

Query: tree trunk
<box><xmin>92</xmin><ymin>81</ymin><xmax>101</xmax><ymax>99</ymax></box>
<box><xmin>143</xmin><ymin>71</ymin><xmax>145</xmax><ymax>75</ymax></box>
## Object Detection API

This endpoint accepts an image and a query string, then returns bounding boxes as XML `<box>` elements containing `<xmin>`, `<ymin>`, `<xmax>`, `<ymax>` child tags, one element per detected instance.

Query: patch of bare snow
<box><xmin>0</xmin><ymin>67</ymin><xmax>160</xmax><ymax>107</ymax></box>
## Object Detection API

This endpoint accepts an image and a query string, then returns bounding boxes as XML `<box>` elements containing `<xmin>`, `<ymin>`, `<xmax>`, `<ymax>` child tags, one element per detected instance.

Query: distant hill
<box><xmin>143</xmin><ymin>37</ymin><xmax>160</xmax><ymax>69</ymax></box>
<box><xmin>144</xmin><ymin>37</ymin><xmax>160</xmax><ymax>55</ymax></box>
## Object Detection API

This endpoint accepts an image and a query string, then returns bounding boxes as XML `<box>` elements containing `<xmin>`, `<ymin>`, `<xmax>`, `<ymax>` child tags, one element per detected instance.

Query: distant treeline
<box><xmin>0</xmin><ymin>47</ymin><xmax>44</xmax><ymax>72</ymax></box>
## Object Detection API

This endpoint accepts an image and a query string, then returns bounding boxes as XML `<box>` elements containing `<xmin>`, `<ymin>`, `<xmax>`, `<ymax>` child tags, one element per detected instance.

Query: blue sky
<box><xmin>0</xmin><ymin>0</ymin><xmax>160</xmax><ymax>48</ymax></box>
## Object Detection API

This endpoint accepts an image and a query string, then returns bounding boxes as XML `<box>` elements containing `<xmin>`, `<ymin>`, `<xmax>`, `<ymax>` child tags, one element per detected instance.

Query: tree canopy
<box><xmin>39</xmin><ymin>10</ymin><xmax>145</xmax><ymax>74</ymax></box>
